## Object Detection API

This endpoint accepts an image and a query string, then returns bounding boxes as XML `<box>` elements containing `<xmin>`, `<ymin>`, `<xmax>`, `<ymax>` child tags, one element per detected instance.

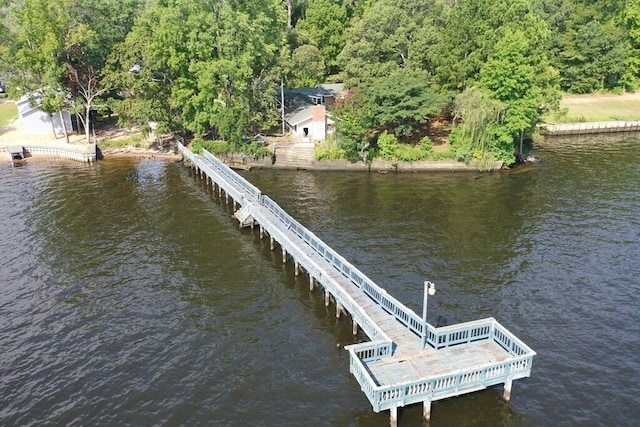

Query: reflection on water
<box><xmin>1</xmin><ymin>135</ymin><xmax>639</xmax><ymax>426</ymax></box>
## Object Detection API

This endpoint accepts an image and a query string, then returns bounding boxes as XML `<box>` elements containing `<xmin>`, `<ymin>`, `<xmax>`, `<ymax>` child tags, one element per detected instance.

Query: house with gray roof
<box><xmin>283</xmin><ymin>84</ymin><xmax>346</xmax><ymax>143</ymax></box>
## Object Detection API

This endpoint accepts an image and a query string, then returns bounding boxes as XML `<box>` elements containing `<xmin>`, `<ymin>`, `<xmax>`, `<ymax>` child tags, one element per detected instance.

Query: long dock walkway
<box><xmin>178</xmin><ymin>143</ymin><xmax>536</xmax><ymax>426</ymax></box>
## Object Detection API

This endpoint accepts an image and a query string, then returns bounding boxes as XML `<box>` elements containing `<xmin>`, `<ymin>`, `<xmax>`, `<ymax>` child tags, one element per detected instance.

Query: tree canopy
<box><xmin>0</xmin><ymin>0</ymin><xmax>636</xmax><ymax>163</ymax></box>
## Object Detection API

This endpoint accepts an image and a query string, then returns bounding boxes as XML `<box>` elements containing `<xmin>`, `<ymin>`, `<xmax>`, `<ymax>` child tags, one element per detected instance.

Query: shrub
<box><xmin>191</xmin><ymin>139</ymin><xmax>270</xmax><ymax>159</ymax></box>
<box><xmin>315</xmin><ymin>136</ymin><xmax>348</xmax><ymax>160</ymax></box>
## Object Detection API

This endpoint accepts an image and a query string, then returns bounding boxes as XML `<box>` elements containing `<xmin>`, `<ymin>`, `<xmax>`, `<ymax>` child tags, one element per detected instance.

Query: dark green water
<box><xmin>1</xmin><ymin>134</ymin><xmax>639</xmax><ymax>426</ymax></box>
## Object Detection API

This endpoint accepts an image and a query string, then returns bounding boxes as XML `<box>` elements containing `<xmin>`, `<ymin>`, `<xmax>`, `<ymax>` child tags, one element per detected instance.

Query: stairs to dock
<box><xmin>274</xmin><ymin>143</ymin><xmax>315</xmax><ymax>168</ymax></box>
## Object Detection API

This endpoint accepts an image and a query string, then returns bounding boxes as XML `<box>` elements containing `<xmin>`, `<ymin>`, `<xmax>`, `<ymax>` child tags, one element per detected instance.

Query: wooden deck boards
<box><xmin>367</xmin><ymin>340</ymin><xmax>511</xmax><ymax>386</ymax></box>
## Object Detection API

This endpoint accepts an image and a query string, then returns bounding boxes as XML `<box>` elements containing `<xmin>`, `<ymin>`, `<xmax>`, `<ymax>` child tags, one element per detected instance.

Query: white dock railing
<box><xmin>180</xmin><ymin>144</ymin><xmax>426</xmax><ymax>342</ymax></box>
<box><xmin>1</xmin><ymin>144</ymin><xmax>96</xmax><ymax>162</ymax></box>
<box><xmin>179</xmin><ymin>143</ymin><xmax>537</xmax><ymax>413</ymax></box>
<box><xmin>356</xmin><ymin>353</ymin><xmax>535</xmax><ymax>412</ymax></box>
<box><xmin>541</xmin><ymin>120</ymin><xmax>640</xmax><ymax>135</ymax></box>
<box><xmin>347</xmin><ymin>317</ymin><xmax>536</xmax><ymax>412</ymax></box>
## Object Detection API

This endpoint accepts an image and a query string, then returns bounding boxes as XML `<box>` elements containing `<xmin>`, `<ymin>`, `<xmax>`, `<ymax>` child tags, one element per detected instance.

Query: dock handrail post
<box><xmin>422</xmin><ymin>281</ymin><xmax>436</xmax><ymax>348</ymax></box>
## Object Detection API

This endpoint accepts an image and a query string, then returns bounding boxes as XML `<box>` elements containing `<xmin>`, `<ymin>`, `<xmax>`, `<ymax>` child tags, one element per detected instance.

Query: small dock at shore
<box><xmin>0</xmin><ymin>143</ymin><xmax>96</xmax><ymax>163</ymax></box>
<box><xmin>178</xmin><ymin>143</ymin><xmax>536</xmax><ymax>425</ymax></box>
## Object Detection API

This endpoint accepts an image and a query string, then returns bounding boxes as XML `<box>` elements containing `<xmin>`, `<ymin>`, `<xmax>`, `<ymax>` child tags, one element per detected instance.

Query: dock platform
<box><xmin>178</xmin><ymin>143</ymin><xmax>536</xmax><ymax>425</ymax></box>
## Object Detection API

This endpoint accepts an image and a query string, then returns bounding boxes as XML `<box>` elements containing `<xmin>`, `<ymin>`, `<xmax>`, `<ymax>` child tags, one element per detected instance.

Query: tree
<box><xmin>337</xmin><ymin>0</ymin><xmax>446</xmax><ymax>85</ymax></box>
<box><xmin>479</xmin><ymin>29</ymin><xmax>559</xmax><ymax>161</ymax></box>
<box><xmin>289</xmin><ymin>44</ymin><xmax>326</xmax><ymax>87</ymax></box>
<box><xmin>105</xmin><ymin>0</ymin><xmax>287</xmax><ymax>144</ymax></box>
<box><xmin>557</xmin><ymin>20</ymin><xmax>629</xmax><ymax>92</ymax></box>
<box><xmin>449</xmin><ymin>87</ymin><xmax>506</xmax><ymax>169</ymax></box>
<box><xmin>3</xmin><ymin>0</ymin><xmax>142</xmax><ymax>143</ymax></box>
<box><xmin>296</xmin><ymin>0</ymin><xmax>347</xmax><ymax>76</ymax></box>
<box><xmin>39</xmin><ymin>86</ymin><xmax>70</xmax><ymax>142</ymax></box>
<box><xmin>623</xmin><ymin>0</ymin><xmax>640</xmax><ymax>89</ymax></box>
<box><xmin>333</xmin><ymin>87</ymin><xmax>375</xmax><ymax>159</ymax></box>
<box><xmin>533</xmin><ymin>0</ymin><xmax>632</xmax><ymax>93</ymax></box>
<box><xmin>433</xmin><ymin>0</ymin><xmax>550</xmax><ymax>91</ymax></box>
<box><xmin>363</xmin><ymin>70</ymin><xmax>452</xmax><ymax>137</ymax></box>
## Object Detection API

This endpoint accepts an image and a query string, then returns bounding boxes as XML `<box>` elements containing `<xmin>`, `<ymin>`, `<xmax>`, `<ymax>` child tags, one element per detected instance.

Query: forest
<box><xmin>0</xmin><ymin>0</ymin><xmax>638</xmax><ymax>166</ymax></box>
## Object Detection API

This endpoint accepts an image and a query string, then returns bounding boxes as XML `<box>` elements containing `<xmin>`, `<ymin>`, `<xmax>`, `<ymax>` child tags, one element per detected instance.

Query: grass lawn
<box><xmin>547</xmin><ymin>92</ymin><xmax>640</xmax><ymax>123</ymax></box>
<box><xmin>0</xmin><ymin>100</ymin><xmax>18</xmax><ymax>128</ymax></box>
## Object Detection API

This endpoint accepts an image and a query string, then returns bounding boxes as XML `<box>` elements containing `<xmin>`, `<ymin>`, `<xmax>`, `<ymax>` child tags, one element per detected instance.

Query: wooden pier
<box><xmin>178</xmin><ymin>143</ymin><xmax>536</xmax><ymax>425</ymax></box>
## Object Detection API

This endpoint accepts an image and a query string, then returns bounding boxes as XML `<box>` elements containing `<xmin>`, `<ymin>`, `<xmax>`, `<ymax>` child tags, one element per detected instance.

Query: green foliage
<box><xmin>98</xmin><ymin>134</ymin><xmax>146</xmax><ymax>150</ymax></box>
<box><xmin>478</xmin><ymin>28</ymin><xmax>558</xmax><ymax>163</ymax></box>
<box><xmin>623</xmin><ymin>0</ymin><xmax>640</xmax><ymax>90</ymax></box>
<box><xmin>375</xmin><ymin>131</ymin><xmax>400</xmax><ymax>161</ymax></box>
<box><xmin>288</xmin><ymin>44</ymin><xmax>326</xmax><ymax>87</ymax></box>
<box><xmin>364</xmin><ymin>69</ymin><xmax>452</xmax><ymax>137</ymax></box>
<box><xmin>315</xmin><ymin>135</ymin><xmax>348</xmax><ymax>160</ymax></box>
<box><xmin>534</xmin><ymin>0</ymin><xmax>634</xmax><ymax>93</ymax></box>
<box><xmin>333</xmin><ymin>87</ymin><xmax>375</xmax><ymax>159</ymax></box>
<box><xmin>338</xmin><ymin>0</ymin><xmax>445</xmax><ymax>85</ymax></box>
<box><xmin>434</xmin><ymin>0</ymin><xmax>550</xmax><ymax>91</ymax></box>
<box><xmin>191</xmin><ymin>139</ymin><xmax>271</xmax><ymax>159</ymax></box>
<box><xmin>449</xmin><ymin>87</ymin><xmax>510</xmax><ymax>168</ymax></box>
<box><xmin>371</xmin><ymin>131</ymin><xmax>445</xmax><ymax>162</ymax></box>
<box><xmin>296</xmin><ymin>0</ymin><xmax>347</xmax><ymax>76</ymax></box>
<box><xmin>3</xmin><ymin>0</ymin><xmax>143</xmax><ymax>142</ymax></box>
<box><xmin>105</xmin><ymin>0</ymin><xmax>286</xmax><ymax>143</ymax></box>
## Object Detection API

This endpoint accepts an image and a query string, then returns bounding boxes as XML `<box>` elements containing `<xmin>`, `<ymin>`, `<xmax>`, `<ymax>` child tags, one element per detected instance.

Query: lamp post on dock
<box><xmin>422</xmin><ymin>281</ymin><xmax>436</xmax><ymax>348</ymax></box>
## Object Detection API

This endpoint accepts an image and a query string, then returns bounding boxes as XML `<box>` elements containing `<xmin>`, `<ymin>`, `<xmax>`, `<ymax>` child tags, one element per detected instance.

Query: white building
<box><xmin>284</xmin><ymin>84</ymin><xmax>345</xmax><ymax>143</ymax></box>
<box><xmin>16</xmin><ymin>93</ymin><xmax>73</xmax><ymax>136</ymax></box>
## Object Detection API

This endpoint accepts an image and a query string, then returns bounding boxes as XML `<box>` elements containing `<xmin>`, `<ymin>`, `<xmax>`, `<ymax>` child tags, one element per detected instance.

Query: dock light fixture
<box><xmin>422</xmin><ymin>281</ymin><xmax>436</xmax><ymax>348</ymax></box>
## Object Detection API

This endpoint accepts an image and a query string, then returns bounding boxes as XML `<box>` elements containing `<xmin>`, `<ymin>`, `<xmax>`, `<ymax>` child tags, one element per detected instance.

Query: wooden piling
<box><xmin>294</xmin><ymin>261</ymin><xmax>299</xmax><ymax>276</ymax></box>
<box><xmin>390</xmin><ymin>406</ymin><xmax>398</xmax><ymax>427</ymax></box>
<box><xmin>503</xmin><ymin>378</ymin><xmax>512</xmax><ymax>401</ymax></box>
<box><xmin>423</xmin><ymin>400</ymin><xmax>432</xmax><ymax>423</ymax></box>
<box><xmin>325</xmin><ymin>290</ymin><xmax>330</xmax><ymax>307</ymax></box>
<box><xmin>282</xmin><ymin>248</ymin><xmax>287</xmax><ymax>263</ymax></box>
<box><xmin>352</xmin><ymin>320</ymin><xmax>358</xmax><ymax>335</ymax></box>
<box><xmin>336</xmin><ymin>302</ymin><xmax>342</xmax><ymax>318</ymax></box>
<box><xmin>309</xmin><ymin>276</ymin><xmax>315</xmax><ymax>291</ymax></box>
<box><xmin>270</xmin><ymin>237</ymin><xmax>275</xmax><ymax>250</ymax></box>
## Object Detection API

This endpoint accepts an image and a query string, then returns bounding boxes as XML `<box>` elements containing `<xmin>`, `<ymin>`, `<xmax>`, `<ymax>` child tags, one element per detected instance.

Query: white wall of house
<box><xmin>292</xmin><ymin>117</ymin><xmax>314</xmax><ymax>142</ymax></box>
<box><xmin>289</xmin><ymin>105</ymin><xmax>331</xmax><ymax>143</ymax></box>
<box><xmin>16</xmin><ymin>96</ymin><xmax>73</xmax><ymax>136</ymax></box>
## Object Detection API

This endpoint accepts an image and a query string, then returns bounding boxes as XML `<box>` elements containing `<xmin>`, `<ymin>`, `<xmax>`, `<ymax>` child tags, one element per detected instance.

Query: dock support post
<box><xmin>390</xmin><ymin>406</ymin><xmax>398</xmax><ymax>427</ymax></box>
<box><xmin>270</xmin><ymin>237</ymin><xmax>275</xmax><ymax>250</ymax></box>
<box><xmin>251</xmin><ymin>220</ymin><xmax>255</xmax><ymax>230</ymax></box>
<box><xmin>336</xmin><ymin>302</ymin><xmax>342</xmax><ymax>318</ymax></box>
<box><xmin>309</xmin><ymin>276</ymin><xmax>315</xmax><ymax>291</ymax></box>
<box><xmin>503</xmin><ymin>378</ymin><xmax>512</xmax><ymax>402</ymax></box>
<box><xmin>294</xmin><ymin>261</ymin><xmax>299</xmax><ymax>276</ymax></box>
<box><xmin>225</xmin><ymin>194</ymin><xmax>229</xmax><ymax>205</ymax></box>
<box><xmin>423</xmin><ymin>400</ymin><xmax>432</xmax><ymax>423</ymax></box>
<box><xmin>352</xmin><ymin>320</ymin><xmax>358</xmax><ymax>335</ymax></box>
<box><xmin>325</xmin><ymin>290</ymin><xmax>330</xmax><ymax>307</ymax></box>
<box><xmin>260</xmin><ymin>226</ymin><xmax>264</xmax><ymax>239</ymax></box>
<box><xmin>282</xmin><ymin>248</ymin><xmax>287</xmax><ymax>263</ymax></box>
